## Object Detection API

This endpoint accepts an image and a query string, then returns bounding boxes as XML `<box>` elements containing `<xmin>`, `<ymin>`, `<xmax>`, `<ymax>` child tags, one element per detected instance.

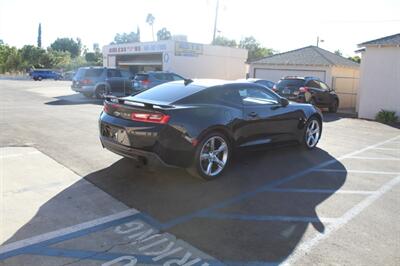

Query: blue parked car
<box><xmin>30</xmin><ymin>69</ymin><xmax>63</xmax><ymax>81</ymax></box>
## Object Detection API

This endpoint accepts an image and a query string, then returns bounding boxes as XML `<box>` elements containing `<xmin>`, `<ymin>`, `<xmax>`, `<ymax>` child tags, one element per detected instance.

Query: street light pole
<box><xmin>316</xmin><ymin>36</ymin><xmax>324</xmax><ymax>47</ymax></box>
<box><xmin>212</xmin><ymin>0</ymin><xmax>219</xmax><ymax>44</ymax></box>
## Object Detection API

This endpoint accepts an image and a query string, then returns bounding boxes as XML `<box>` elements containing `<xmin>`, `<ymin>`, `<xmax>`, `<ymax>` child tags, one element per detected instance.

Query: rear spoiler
<box><xmin>104</xmin><ymin>95</ymin><xmax>174</xmax><ymax>110</ymax></box>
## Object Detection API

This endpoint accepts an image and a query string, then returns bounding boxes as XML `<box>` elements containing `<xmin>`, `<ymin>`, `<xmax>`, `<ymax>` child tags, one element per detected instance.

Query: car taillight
<box><xmin>299</xmin><ymin>87</ymin><xmax>309</xmax><ymax>93</ymax></box>
<box><xmin>81</xmin><ymin>79</ymin><xmax>92</xmax><ymax>85</ymax></box>
<box><xmin>141</xmin><ymin>79</ymin><xmax>150</xmax><ymax>85</ymax></box>
<box><xmin>131</xmin><ymin>112</ymin><xmax>170</xmax><ymax>124</ymax></box>
<box><xmin>103</xmin><ymin>102</ymin><xmax>118</xmax><ymax>114</ymax></box>
<box><xmin>103</xmin><ymin>103</ymin><xmax>109</xmax><ymax>113</ymax></box>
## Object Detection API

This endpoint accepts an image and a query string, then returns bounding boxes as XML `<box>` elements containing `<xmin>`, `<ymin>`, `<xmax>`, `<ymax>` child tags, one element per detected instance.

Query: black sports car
<box><xmin>99</xmin><ymin>79</ymin><xmax>323</xmax><ymax>180</ymax></box>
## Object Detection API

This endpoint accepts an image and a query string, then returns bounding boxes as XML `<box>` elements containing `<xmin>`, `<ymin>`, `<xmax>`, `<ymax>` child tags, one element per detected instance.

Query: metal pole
<box><xmin>317</xmin><ymin>36</ymin><xmax>319</xmax><ymax>47</ymax></box>
<box><xmin>212</xmin><ymin>0</ymin><xmax>219</xmax><ymax>44</ymax></box>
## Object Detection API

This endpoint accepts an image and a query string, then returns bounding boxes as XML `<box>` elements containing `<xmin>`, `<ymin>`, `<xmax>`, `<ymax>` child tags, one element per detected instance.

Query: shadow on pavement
<box><xmin>3</xmin><ymin>144</ymin><xmax>347</xmax><ymax>264</ymax></box>
<box><xmin>45</xmin><ymin>94</ymin><xmax>103</xmax><ymax>106</ymax></box>
<box><xmin>83</xmin><ymin>145</ymin><xmax>347</xmax><ymax>262</ymax></box>
<box><xmin>323</xmin><ymin>112</ymin><xmax>357</xmax><ymax>123</ymax></box>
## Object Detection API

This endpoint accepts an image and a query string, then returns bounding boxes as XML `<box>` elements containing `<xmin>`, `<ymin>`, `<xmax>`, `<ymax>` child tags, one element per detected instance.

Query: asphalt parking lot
<box><xmin>1</xmin><ymin>80</ymin><xmax>399</xmax><ymax>266</ymax></box>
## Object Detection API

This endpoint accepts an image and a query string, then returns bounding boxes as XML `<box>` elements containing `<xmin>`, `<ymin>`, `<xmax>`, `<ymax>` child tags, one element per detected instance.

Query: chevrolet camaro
<box><xmin>99</xmin><ymin>79</ymin><xmax>322</xmax><ymax>180</ymax></box>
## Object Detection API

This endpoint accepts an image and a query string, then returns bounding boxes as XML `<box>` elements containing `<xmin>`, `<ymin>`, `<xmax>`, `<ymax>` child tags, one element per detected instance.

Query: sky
<box><xmin>0</xmin><ymin>0</ymin><xmax>399</xmax><ymax>57</ymax></box>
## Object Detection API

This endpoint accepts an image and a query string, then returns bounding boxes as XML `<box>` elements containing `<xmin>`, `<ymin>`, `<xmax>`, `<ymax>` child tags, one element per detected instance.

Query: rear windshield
<box><xmin>75</xmin><ymin>68</ymin><xmax>103</xmax><ymax>78</ymax></box>
<box><xmin>276</xmin><ymin>79</ymin><xmax>305</xmax><ymax>89</ymax></box>
<box><xmin>132</xmin><ymin>82</ymin><xmax>205</xmax><ymax>104</ymax></box>
<box><xmin>134</xmin><ymin>74</ymin><xmax>149</xmax><ymax>81</ymax></box>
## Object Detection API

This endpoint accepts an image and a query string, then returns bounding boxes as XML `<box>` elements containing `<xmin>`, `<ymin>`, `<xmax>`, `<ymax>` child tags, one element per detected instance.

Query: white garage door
<box><xmin>254</xmin><ymin>68</ymin><xmax>326</xmax><ymax>82</ymax></box>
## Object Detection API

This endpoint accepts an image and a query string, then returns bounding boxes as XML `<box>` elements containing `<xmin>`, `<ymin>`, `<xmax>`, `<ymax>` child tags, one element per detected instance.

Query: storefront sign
<box><xmin>175</xmin><ymin>41</ymin><xmax>203</xmax><ymax>57</ymax></box>
<box><xmin>108</xmin><ymin>43</ymin><xmax>167</xmax><ymax>54</ymax></box>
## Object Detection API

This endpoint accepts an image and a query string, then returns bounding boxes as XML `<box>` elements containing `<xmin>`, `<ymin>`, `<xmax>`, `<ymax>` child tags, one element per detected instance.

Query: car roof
<box><xmin>79</xmin><ymin>67</ymin><xmax>117</xmax><ymax>70</ymax></box>
<box><xmin>282</xmin><ymin>76</ymin><xmax>321</xmax><ymax>81</ymax></box>
<box><xmin>136</xmin><ymin>71</ymin><xmax>179</xmax><ymax>75</ymax></box>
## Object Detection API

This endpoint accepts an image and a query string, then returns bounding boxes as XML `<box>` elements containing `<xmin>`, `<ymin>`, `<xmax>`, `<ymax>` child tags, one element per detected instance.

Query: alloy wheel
<box><xmin>199</xmin><ymin>136</ymin><xmax>228</xmax><ymax>177</ymax></box>
<box><xmin>305</xmin><ymin>119</ymin><xmax>320</xmax><ymax>148</ymax></box>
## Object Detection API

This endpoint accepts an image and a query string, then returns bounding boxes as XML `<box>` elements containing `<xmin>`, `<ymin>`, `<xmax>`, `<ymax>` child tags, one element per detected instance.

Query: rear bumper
<box><xmin>71</xmin><ymin>85</ymin><xmax>95</xmax><ymax>93</ymax></box>
<box><xmin>100</xmin><ymin>137</ymin><xmax>176</xmax><ymax>168</ymax></box>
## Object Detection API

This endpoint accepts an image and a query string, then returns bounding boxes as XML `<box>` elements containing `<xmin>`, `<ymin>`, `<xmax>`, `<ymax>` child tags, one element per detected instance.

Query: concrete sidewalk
<box><xmin>1</xmin><ymin>147</ymin><xmax>129</xmax><ymax>244</ymax></box>
<box><xmin>0</xmin><ymin>147</ymin><xmax>218</xmax><ymax>266</ymax></box>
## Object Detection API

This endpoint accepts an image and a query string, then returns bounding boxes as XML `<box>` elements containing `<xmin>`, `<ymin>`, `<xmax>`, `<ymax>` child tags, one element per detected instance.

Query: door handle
<box><xmin>248</xmin><ymin>112</ymin><xmax>258</xmax><ymax>118</ymax></box>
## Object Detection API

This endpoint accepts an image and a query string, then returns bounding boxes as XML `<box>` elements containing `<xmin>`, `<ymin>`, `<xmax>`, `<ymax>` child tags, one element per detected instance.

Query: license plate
<box><xmin>282</xmin><ymin>88</ymin><xmax>291</xmax><ymax>94</ymax></box>
<box><xmin>102</xmin><ymin>125</ymin><xmax>130</xmax><ymax>146</ymax></box>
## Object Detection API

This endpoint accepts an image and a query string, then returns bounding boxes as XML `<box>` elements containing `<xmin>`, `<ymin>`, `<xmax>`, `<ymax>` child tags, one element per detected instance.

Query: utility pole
<box><xmin>316</xmin><ymin>36</ymin><xmax>324</xmax><ymax>47</ymax></box>
<box><xmin>212</xmin><ymin>0</ymin><xmax>219</xmax><ymax>44</ymax></box>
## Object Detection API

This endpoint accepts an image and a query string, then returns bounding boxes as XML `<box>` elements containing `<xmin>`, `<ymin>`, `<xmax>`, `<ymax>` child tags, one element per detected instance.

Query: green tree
<box><xmin>348</xmin><ymin>55</ymin><xmax>361</xmax><ymax>63</ymax></box>
<box><xmin>48</xmin><ymin>50</ymin><xmax>71</xmax><ymax>69</ymax></box>
<box><xmin>146</xmin><ymin>13</ymin><xmax>155</xmax><ymax>41</ymax></box>
<box><xmin>37</xmin><ymin>23</ymin><xmax>42</xmax><ymax>48</ymax></box>
<box><xmin>19</xmin><ymin>45</ymin><xmax>45</xmax><ymax>68</ymax></box>
<box><xmin>334</xmin><ymin>49</ymin><xmax>343</xmax><ymax>56</ymax></box>
<box><xmin>93</xmin><ymin>43</ymin><xmax>100</xmax><ymax>54</ymax></box>
<box><xmin>50</xmin><ymin>38</ymin><xmax>82</xmax><ymax>58</ymax></box>
<box><xmin>85</xmin><ymin>52</ymin><xmax>102</xmax><ymax>65</ymax></box>
<box><xmin>0</xmin><ymin>43</ymin><xmax>14</xmax><ymax>72</ymax></box>
<box><xmin>212</xmin><ymin>36</ymin><xmax>237</xmax><ymax>47</ymax></box>
<box><xmin>239</xmin><ymin>36</ymin><xmax>274</xmax><ymax>61</ymax></box>
<box><xmin>113</xmin><ymin>29</ymin><xmax>140</xmax><ymax>44</ymax></box>
<box><xmin>5</xmin><ymin>47</ymin><xmax>22</xmax><ymax>72</ymax></box>
<box><xmin>157</xmin><ymin>28</ymin><xmax>172</xmax><ymax>41</ymax></box>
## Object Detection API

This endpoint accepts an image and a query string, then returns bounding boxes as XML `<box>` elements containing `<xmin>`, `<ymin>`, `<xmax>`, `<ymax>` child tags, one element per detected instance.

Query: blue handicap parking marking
<box><xmin>1</xmin><ymin>211</ymin><xmax>222</xmax><ymax>265</ymax></box>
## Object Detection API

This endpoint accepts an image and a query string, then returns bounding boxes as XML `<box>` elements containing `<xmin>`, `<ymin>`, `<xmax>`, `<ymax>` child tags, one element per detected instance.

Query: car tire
<box><xmin>329</xmin><ymin>99</ymin><xmax>339</xmax><ymax>113</ymax></box>
<box><xmin>301</xmin><ymin>117</ymin><xmax>321</xmax><ymax>149</ymax></box>
<box><xmin>37</xmin><ymin>76</ymin><xmax>42</xmax><ymax>81</ymax></box>
<box><xmin>187</xmin><ymin>132</ymin><xmax>231</xmax><ymax>181</ymax></box>
<box><xmin>83</xmin><ymin>93</ymin><xmax>93</xmax><ymax>98</ymax></box>
<box><xmin>95</xmin><ymin>85</ymin><xmax>108</xmax><ymax>99</ymax></box>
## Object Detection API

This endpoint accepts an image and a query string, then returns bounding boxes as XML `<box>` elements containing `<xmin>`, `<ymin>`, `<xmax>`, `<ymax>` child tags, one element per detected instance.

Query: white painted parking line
<box><xmin>263</xmin><ymin>188</ymin><xmax>375</xmax><ymax>195</ymax></box>
<box><xmin>339</xmin><ymin>136</ymin><xmax>399</xmax><ymax>158</ymax></box>
<box><xmin>282</xmin><ymin>175</ymin><xmax>400</xmax><ymax>266</ymax></box>
<box><xmin>0</xmin><ymin>151</ymin><xmax>41</xmax><ymax>158</ymax></box>
<box><xmin>0</xmin><ymin>209</ymin><xmax>139</xmax><ymax>255</ymax></box>
<box><xmin>347</xmin><ymin>156</ymin><xmax>400</xmax><ymax>161</ymax></box>
<box><xmin>200</xmin><ymin>213</ymin><xmax>339</xmax><ymax>224</ymax></box>
<box><xmin>370</xmin><ymin>147</ymin><xmax>399</xmax><ymax>151</ymax></box>
<box><xmin>313</xmin><ymin>169</ymin><xmax>400</xmax><ymax>175</ymax></box>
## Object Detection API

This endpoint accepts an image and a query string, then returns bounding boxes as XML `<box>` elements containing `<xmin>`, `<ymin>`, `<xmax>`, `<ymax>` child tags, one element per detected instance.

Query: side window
<box><xmin>171</xmin><ymin>74</ymin><xmax>184</xmax><ymax>81</ymax></box>
<box><xmin>306</xmin><ymin>80</ymin><xmax>321</xmax><ymax>88</ymax></box>
<box><xmin>107</xmin><ymin>69</ymin><xmax>121</xmax><ymax>78</ymax></box>
<box><xmin>219</xmin><ymin>87</ymin><xmax>242</xmax><ymax>106</ymax></box>
<box><xmin>120</xmin><ymin>70</ymin><xmax>131</xmax><ymax>78</ymax></box>
<box><xmin>239</xmin><ymin>87</ymin><xmax>279</xmax><ymax>105</ymax></box>
<box><xmin>153</xmin><ymin>73</ymin><xmax>165</xmax><ymax>80</ymax></box>
<box><xmin>319</xmin><ymin>81</ymin><xmax>330</xmax><ymax>91</ymax></box>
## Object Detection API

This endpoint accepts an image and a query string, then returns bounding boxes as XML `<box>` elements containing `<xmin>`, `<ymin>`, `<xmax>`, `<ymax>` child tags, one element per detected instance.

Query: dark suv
<box><xmin>133</xmin><ymin>71</ymin><xmax>184</xmax><ymax>90</ymax></box>
<box><xmin>273</xmin><ymin>76</ymin><xmax>339</xmax><ymax>112</ymax></box>
<box><xmin>72</xmin><ymin>67</ymin><xmax>133</xmax><ymax>98</ymax></box>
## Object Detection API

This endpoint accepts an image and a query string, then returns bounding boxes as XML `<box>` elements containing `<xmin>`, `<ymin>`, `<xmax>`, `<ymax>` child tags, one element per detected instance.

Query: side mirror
<box><xmin>279</xmin><ymin>97</ymin><xmax>289</xmax><ymax>107</ymax></box>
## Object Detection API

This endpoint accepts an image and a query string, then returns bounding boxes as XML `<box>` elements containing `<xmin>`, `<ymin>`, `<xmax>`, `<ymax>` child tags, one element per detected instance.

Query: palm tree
<box><xmin>146</xmin><ymin>13</ymin><xmax>155</xmax><ymax>41</ymax></box>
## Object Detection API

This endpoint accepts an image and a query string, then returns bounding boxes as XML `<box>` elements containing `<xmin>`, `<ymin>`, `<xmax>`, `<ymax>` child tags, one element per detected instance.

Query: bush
<box><xmin>375</xmin><ymin>109</ymin><xmax>398</xmax><ymax>124</ymax></box>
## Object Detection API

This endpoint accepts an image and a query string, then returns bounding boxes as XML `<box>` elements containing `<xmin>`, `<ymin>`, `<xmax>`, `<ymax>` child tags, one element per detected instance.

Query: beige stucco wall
<box><xmin>357</xmin><ymin>46</ymin><xmax>400</xmax><ymax>119</ymax></box>
<box><xmin>166</xmin><ymin>45</ymin><xmax>247</xmax><ymax>80</ymax></box>
<box><xmin>103</xmin><ymin>41</ymin><xmax>247</xmax><ymax>80</ymax></box>
<box><xmin>331</xmin><ymin>66</ymin><xmax>360</xmax><ymax>109</ymax></box>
